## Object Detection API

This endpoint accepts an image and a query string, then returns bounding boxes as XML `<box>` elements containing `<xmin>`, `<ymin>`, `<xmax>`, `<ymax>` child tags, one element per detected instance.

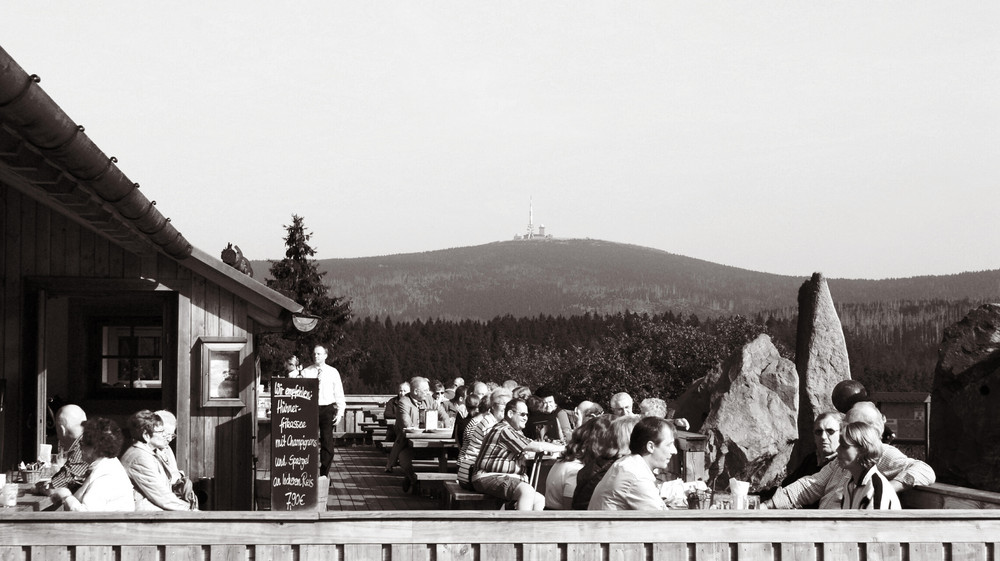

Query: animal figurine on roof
<box><xmin>221</xmin><ymin>243</ymin><xmax>254</xmax><ymax>278</ymax></box>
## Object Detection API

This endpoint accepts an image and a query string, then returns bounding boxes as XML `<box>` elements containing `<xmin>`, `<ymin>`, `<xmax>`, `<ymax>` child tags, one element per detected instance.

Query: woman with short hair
<box><xmin>52</xmin><ymin>417</ymin><xmax>135</xmax><ymax>511</ymax></box>
<box><xmin>120</xmin><ymin>410</ymin><xmax>193</xmax><ymax>510</ymax></box>
<box><xmin>837</xmin><ymin>422</ymin><xmax>900</xmax><ymax>510</ymax></box>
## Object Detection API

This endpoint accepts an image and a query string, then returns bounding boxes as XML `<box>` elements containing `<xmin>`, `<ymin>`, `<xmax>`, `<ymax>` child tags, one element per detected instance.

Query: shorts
<box><xmin>472</xmin><ymin>474</ymin><xmax>526</xmax><ymax>501</ymax></box>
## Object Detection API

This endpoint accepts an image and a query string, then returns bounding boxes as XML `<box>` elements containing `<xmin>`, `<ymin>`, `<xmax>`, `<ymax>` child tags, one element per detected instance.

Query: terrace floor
<box><xmin>259</xmin><ymin>442</ymin><xmax>443</xmax><ymax>511</ymax></box>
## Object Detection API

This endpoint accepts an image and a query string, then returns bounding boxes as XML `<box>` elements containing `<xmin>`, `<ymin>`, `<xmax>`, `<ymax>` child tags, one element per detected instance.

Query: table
<box><xmin>524</xmin><ymin>451</ymin><xmax>561</xmax><ymax>491</ymax></box>
<box><xmin>4</xmin><ymin>483</ymin><xmax>58</xmax><ymax>512</ymax></box>
<box><xmin>406</xmin><ymin>429</ymin><xmax>457</xmax><ymax>472</ymax></box>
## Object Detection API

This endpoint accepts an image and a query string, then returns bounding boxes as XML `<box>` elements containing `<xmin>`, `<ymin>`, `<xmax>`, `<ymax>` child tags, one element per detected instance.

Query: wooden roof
<box><xmin>0</xmin><ymin>45</ymin><xmax>301</xmax><ymax>326</ymax></box>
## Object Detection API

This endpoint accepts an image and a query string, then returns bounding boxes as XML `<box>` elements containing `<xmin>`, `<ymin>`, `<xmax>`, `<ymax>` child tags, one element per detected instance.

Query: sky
<box><xmin>3</xmin><ymin>2</ymin><xmax>998</xmax><ymax>280</ymax></box>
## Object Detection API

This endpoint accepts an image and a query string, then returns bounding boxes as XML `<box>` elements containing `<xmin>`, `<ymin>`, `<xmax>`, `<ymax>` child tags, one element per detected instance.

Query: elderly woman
<box><xmin>52</xmin><ymin>417</ymin><xmax>135</xmax><ymax>511</ymax></box>
<box><xmin>120</xmin><ymin>410</ymin><xmax>193</xmax><ymax>510</ymax></box>
<box><xmin>571</xmin><ymin>414</ymin><xmax>640</xmax><ymax>510</ymax></box>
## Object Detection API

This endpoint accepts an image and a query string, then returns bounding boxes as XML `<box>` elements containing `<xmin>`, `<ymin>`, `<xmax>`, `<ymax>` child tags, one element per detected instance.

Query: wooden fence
<box><xmin>3</xmin><ymin>510</ymin><xmax>999</xmax><ymax>561</ymax></box>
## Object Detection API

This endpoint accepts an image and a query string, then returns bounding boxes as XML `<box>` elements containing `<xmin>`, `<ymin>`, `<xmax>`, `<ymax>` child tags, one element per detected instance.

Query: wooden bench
<box><xmin>414</xmin><ymin>473</ymin><xmax>457</xmax><ymax>500</ymax></box>
<box><xmin>442</xmin><ymin>481</ymin><xmax>504</xmax><ymax>510</ymax></box>
<box><xmin>332</xmin><ymin>432</ymin><xmax>367</xmax><ymax>446</ymax></box>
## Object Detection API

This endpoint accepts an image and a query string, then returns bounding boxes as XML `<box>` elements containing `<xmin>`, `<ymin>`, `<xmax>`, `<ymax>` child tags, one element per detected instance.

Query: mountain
<box><xmin>252</xmin><ymin>238</ymin><xmax>1000</xmax><ymax>321</ymax></box>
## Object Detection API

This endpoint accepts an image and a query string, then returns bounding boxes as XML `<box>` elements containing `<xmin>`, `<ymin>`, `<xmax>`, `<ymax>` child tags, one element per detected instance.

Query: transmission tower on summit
<box><xmin>514</xmin><ymin>198</ymin><xmax>549</xmax><ymax>240</ymax></box>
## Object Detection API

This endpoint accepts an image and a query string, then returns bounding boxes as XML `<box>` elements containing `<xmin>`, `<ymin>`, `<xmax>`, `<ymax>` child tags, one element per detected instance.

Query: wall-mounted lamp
<box><xmin>292</xmin><ymin>313</ymin><xmax>321</xmax><ymax>333</ymax></box>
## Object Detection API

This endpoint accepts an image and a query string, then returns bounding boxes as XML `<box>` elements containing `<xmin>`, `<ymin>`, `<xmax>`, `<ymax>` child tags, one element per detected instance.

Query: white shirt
<box><xmin>588</xmin><ymin>454</ymin><xmax>666</xmax><ymax>511</ymax></box>
<box><xmin>301</xmin><ymin>362</ymin><xmax>346</xmax><ymax>409</ymax></box>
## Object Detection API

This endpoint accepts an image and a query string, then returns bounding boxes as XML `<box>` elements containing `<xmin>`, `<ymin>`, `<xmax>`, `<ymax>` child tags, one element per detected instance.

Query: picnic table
<box><xmin>406</xmin><ymin>429</ymin><xmax>457</xmax><ymax>472</ymax></box>
<box><xmin>5</xmin><ymin>483</ymin><xmax>58</xmax><ymax>512</ymax></box>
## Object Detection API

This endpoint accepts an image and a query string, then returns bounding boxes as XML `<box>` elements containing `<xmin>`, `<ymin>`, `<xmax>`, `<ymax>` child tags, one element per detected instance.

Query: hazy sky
<box><xmin>4</xmin><ymin>2</ymin><xmax>997</xmax><ymax>279</ymax></box>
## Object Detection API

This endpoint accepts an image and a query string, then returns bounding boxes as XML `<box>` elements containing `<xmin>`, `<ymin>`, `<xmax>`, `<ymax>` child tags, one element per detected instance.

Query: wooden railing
<box><xmin>3</xmin><ymin>510</ymin><xmax>1000</xmax><ymax>560</ymax></box>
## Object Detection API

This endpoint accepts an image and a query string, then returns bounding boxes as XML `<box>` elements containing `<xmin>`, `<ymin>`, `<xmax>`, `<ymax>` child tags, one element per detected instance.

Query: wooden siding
<box><xmin>1</xmin><ymin>184</ymin><xmax>257</xmax><ymax>509</ymax></box>
<box><xmin>184</xmin><ymin>269</ymin><xmax>255</xmax><ymax>510</ymax></box>
<box><xmin>1</xmin><ymin>185</ymin><xmax>140</xmax><ymax>468</ymax></box>
<box><xmin>1</xmin><ymin>511</ymin><xmax>999</xmax><ymax>561</ymax></box>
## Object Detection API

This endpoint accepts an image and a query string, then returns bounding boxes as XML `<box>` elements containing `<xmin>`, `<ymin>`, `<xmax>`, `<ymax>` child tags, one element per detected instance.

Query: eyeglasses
<box><xmin>813</xmin><ymin>428</ymin><xmax>838</xmax><ymax>436</ymax></box>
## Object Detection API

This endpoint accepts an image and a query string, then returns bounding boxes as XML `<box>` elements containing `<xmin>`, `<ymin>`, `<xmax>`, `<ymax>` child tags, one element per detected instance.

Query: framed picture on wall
<box><xmin>199</xmin><ymin>337</ymin><xmax>247</xmax><ymax>407</ymax></box>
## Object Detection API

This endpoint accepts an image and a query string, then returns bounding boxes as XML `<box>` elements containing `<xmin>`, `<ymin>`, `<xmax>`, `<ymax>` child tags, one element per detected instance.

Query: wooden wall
<box><xmin>2</xmin><ymin>184</ymin><xmax>143</xmax><ymax>469</ymax></box>
<box><xmin>2</xmin><ymin>510</ymin><xmax>999</xmax><ymax>561</ymax></box>
<box><xmin>2</xmin><ymin>183</ymin><xmax>258</xmax><ymax>510</ymax></box>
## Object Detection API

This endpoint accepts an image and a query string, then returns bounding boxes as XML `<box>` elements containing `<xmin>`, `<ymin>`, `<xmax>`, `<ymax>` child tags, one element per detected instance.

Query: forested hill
<box><xmin>252</xmin><ymin>238</ymin><xmax>1000</xmax><ymax>321</ymax></box>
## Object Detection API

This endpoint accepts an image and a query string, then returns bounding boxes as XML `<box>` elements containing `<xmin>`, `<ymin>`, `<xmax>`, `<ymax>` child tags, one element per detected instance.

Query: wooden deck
<box><xmin>323</xmin><ymin>444</ymin><xmax>440</xmax><ymax>511</ymax></box>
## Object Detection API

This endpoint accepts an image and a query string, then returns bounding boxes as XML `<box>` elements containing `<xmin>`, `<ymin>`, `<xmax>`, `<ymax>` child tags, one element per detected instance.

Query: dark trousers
<box><xmin>319</xmin><ymin>403</ymin><xmax>339</xmax><ymax>476</ymax></box>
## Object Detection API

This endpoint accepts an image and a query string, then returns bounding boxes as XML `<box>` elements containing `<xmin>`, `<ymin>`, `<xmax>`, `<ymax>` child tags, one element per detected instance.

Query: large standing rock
<box><xmin>793</xmin><ymin>272</ymin><xmax>851</xmax><ymax>463</ymax></box>
<box><xmin>699</xmin><ymin>334</ymin><xmax>799</xmax><ymax>490</ymax></box>
<box><xmin>930</xmin><ymin>304</ymin><xmax>1000</xmax><ymax>492</ymax></box>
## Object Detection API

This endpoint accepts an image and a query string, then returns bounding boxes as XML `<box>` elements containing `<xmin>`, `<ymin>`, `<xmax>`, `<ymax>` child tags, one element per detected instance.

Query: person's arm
<box><xmin>332</xmin><ymin>368</ymin><xmax>346</xmax><ymax>424</ymax></box>
<box><xmin>49</xmin><ymin>440</ymin><xmax>88</xmax><ymax>492</ymax></box>
<box><xmin>556</xmin><ymin>410</ymin><xmax>573</xmax><ymax>441</ymax></box>
<box><xmin>123</xmin><ymin>450</ymin><xmax>190</xmax><ymax>510</ymax></box>
<box><xmin>384</xmin><ymin>398</ymin><xmax>398</xmax><ymax>420</ymax></box>
<box><xmin>878</xmin><ymin>445</ymin><xmax>935</xmax><ymax>493</ymax></box>
<box><xmin>398</xmin><ymin>397</ymin><xmax>417</xmax><ymax>429</ymax></box>
<box><xmin>767</xmin><ymin>461</ymin><xmax>834</xmax><ymax>509</ymax></box>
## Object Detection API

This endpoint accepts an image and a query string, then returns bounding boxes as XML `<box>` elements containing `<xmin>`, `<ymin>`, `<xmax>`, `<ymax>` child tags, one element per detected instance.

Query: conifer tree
<box><xmin>259</xmin><ymin>215</ymin><xmax>351</xmax><ymax>381</ymax></box>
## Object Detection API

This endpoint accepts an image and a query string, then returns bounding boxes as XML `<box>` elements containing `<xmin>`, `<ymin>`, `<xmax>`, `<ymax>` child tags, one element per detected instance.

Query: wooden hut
<box><xmin>0</xmin><ymin>45</ymin><xmax>301</xmax><ymax>509</ymax></box>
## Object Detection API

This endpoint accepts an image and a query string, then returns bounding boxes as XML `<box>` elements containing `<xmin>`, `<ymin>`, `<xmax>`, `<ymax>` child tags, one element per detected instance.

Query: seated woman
<box><xmin>544</xmin><ymin>416</ymin><xmax>600</xmax><ymax>509</ymax></box>
<box><xmin>837</xmin><ymin>422</ymin><xmax>900</xmax><ymax>510</ymax></box>
<box><xmin>571</xmin><ymin>415</ymin><xmax>640</xmax><ymax>510</ymax></box>
<box><xmin>52</xmin><ymin>417</ymin><xmax>135</xmax><ymax>511</ymax></box>
<box><xmin>120</xmin><ymin>410</ymin><xmax>194</xmax><ymax>510</ymax></box>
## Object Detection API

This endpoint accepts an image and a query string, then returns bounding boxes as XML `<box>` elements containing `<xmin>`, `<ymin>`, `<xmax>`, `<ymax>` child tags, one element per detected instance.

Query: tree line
<box><xmin>258</xmin><ymin>216</ymin><xmax>978</xmax><ymax>407</ymax></box>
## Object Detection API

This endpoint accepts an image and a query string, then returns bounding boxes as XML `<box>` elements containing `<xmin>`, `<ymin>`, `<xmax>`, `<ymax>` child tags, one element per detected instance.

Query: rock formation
<box><xmin>793</xmin><ymin>272</ymin><xmax>851</xmax><ymax>463</ymax></box>
<box><xmin>930</xmin><ymin>303</ymin><xmax>1000</xmax><ymax>492</ymax></box>
<box><xmin>696</xmin><ymin>334</ymin><xmax>799</xmax><ymax>490</ymax></box>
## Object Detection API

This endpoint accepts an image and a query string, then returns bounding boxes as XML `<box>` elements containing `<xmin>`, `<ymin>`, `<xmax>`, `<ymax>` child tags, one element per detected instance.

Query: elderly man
<box><xmin>639</xmin><ymin>397</ymin><xmax>691</xmax><ymax>431</ymax></box>
<box><xmin>457</xmin><ymin>387</ymin><xmax>512</xmax><ymax>488</ymax></box>
<box><xmin>609</xmin><ymin>392</ymin><xmax>635</xmax><ymax>418</ymax></box>
<box><xmin>394</xmin><ymin>376</ymin><xmax>449</xmax><ymax>493</ymax></box>
<box><xmin>471</xmin><ymin>398</ymin><xmax>565</xmax><ymax>510</ymax></box>
<box><xmin>766</xmin><ymin>401</ymin><xmax>935</xmax><ymax>509</ymax></box>
<box><xmin>589</xmin><ymin>416</ymin><xmax>676</xmax><ymax>510</ymax></box>
<box><xmin>300</xmin><ymin>344</ymin><xmax>346</xmax><ymax>478</ymax></box>
<box><xmin>574</xmin><ymin>400</ymin><xmax>604</xmax><ymax>427</ymax></box>
<box><xmin>47</xmin><ymin>404</ymin><xmax>89</xmax><ymax>493</ymax></box>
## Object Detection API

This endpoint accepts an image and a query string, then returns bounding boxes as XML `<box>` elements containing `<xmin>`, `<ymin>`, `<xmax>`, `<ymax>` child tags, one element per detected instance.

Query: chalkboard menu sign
<box><xmin>270</xmin><ymin>377</ymin><xmax>319</xmax><ymax>511</ymax></box>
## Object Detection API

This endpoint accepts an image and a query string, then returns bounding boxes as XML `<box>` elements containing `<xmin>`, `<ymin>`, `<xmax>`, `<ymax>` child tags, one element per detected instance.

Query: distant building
<box><xmin>513</xmin><ymin>198</ymin><xmax>553</xmax><ymax>240</ymax></box>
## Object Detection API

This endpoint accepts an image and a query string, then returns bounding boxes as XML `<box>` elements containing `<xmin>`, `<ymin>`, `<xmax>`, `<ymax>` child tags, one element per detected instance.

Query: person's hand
<box><xmin>51</xmin><ymin>486</ymin><xmax>72</xmax><ymax>502</ymax></box>
<box><xmin>333</xmin><ymin>415</ymin><xmax>343</xmax><ymax>426</ymax></box>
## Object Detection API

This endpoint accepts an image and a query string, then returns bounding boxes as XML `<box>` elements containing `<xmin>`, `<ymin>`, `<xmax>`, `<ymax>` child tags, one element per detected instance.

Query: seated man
<box><xmin>759</xmin><ymin>410</ymin><xmax>844</xmax><ymax>506</ymax></box>
<box><xmin>609</xmin><ymin>392</ymin><xmax>635</xmax><ymax>418</ymax></box>
<box><xmin>589</xmin><ymin>416</ymin><xmax>676</xmax><ymax>510</ymax></box>
<box><xmin>638</xmin><ymin>397</ymin><xmax>690</xmax><ymax>431</ymax></box>
<box><xmin>471</xmin><ymin>398</ymin><xmax>565</xmax><ymax>510</ymax></box>
<box><xmin>393</xmin><ymin>376</ymin><xmax>449</xmax><ymax>493</ymax></box>
<box><xmin>46</xmin><ymin>404</ymin><xmax>89</xmax><ymax>494</ymax></box>
<box><xmin>766</xmin><ymin>401</ymin><xmax>934</xmax><ymax>509</ymax></box>
<box><xmin>457</xmin><ymin>387</ymin><xmax>512</xmax><ymax>488</ymax></box>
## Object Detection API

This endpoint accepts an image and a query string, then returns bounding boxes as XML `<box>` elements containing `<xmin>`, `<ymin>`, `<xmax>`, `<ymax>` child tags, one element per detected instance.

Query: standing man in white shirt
<box><xmin>301</xmin><ymin>344</ymin><xmax>347</xmax><ymax>478</ymax></box>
